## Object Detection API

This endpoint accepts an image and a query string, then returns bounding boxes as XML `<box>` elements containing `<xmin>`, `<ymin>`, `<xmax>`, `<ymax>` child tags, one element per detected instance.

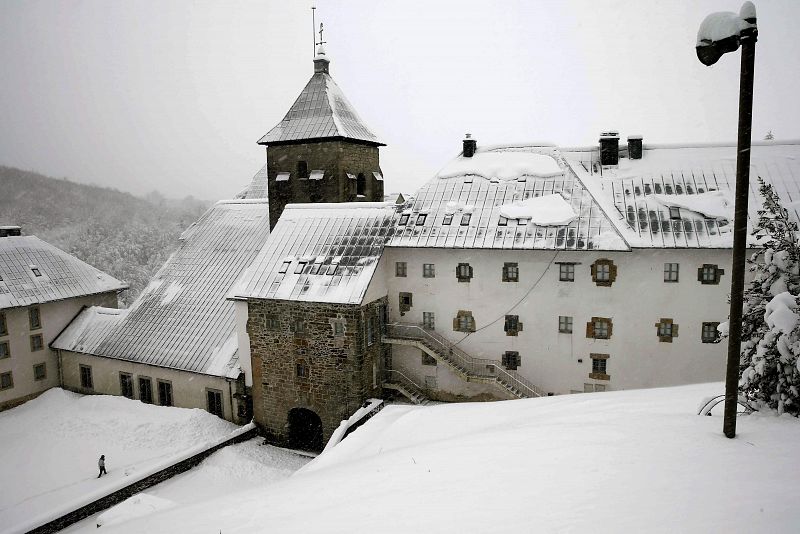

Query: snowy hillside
<box><xmin>100</xmin><ymin>383</ymin><xmax>800</xmax><ymax>533</ymax></box>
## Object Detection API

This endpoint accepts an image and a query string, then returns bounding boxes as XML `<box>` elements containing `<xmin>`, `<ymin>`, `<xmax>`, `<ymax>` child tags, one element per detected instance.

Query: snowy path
<box><xmin>0</xmin><ymin>389</ymin><xmax>239</xmax><ymax>533</ymax></box>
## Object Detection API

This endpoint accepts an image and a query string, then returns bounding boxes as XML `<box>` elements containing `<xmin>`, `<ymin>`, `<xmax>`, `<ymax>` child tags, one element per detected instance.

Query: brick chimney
<box><xmin>463</xmin><ymin>133</ymin><xmax>477</xmax><ymax>158</ymax></box>
<box><xmin>599</xmin><ymin>131</ymin><xmax>619</xmax><ymax>166</ymax></box>
<box><xmin>627</xmin><ymin>135</ymin><xmax>643</xmax><ymax>160</ymax></box>
<box><xmin>0</xmin><ymin>225</ymin><xmax>21</xmax><ymax>237</ymax></box>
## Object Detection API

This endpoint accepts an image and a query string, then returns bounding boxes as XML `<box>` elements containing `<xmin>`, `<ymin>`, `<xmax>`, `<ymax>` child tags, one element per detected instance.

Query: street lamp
<box><xmin>696</xmin><ymin>2</ymin><xmax>757</xmax><ymax>439</ymax></box>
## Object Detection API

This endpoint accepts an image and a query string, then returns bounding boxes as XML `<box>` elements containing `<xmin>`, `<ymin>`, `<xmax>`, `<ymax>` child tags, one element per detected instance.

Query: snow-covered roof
<box><xmin>258</xmin><ymin>60</ymin><xmax>383</xmax><ymax>146</ymax></box>
<box><xmin>235</xmin><ymin>165</ymin><xmax>268</xmax><ymax>200</ymax></box>
<box><xmin>0</xmin><ymin>236</ymin><xmax>126</xmax><ymax>310</ymax></box>
<box><xmin>52</xmin><ymin>200</ymin><xmax>271</xmax><ymax>378</ymax></box>
<box><xmin>561</xmin><ymin>140</ymin><xmax>800</xmax><ymax>248</ymax></box>
<box><xmin>388</xmin><ymin>145</ymin><xmax>628</xmax><ymax>251</ymax></box>
<box><xmin>229</xmin><ymin>203</ymin><xmax>397</xmax><ymax>304</ymax></box>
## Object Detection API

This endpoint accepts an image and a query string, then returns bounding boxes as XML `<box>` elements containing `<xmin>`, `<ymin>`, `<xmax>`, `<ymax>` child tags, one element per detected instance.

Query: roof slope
<box><xmin>235</xmin><ymin>165</ymin><xmax>268</xmax><ymax>200</ymax></box>
<box><xmin>0</xmin><ymin>236</ymin><xmax>126</xmax><ymax>309</ymax></box>
<box><xmin>53</xmin><ymin>200</ymin><xmax>271</xmax><ymax>378</ymax></box>
<box><xmin>561</xmin><ymin>141</ymin><xmax>800</xmax><ymax>248</ymax></box>
<box><xmin>388</xmin><ymin>145</ymin><xmax>629</xmax><ymax>251</ymax></box>
<box><xmin>229</xmin><ymin>203</ymin><xmax>397</xmax><ymax>304</ymax></box>
<box><xmin>258</xmin><ymin>70</ymin><xmax>383</xmax><ymax>146</ymax></box>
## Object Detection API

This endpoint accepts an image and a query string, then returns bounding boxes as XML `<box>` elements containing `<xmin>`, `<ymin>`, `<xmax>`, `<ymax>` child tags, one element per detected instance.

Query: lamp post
<box><xmin>696</xmin><ymin>2</ymin><xmax>758</xmax><ymax>439</ymax></box>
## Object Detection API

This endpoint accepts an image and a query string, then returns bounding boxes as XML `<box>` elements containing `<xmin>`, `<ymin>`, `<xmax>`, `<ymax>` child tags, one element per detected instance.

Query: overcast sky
<box><xmin>1</xmin><ymin>0</ymin><xmax>799</xmax><ymax>201</ymax></box>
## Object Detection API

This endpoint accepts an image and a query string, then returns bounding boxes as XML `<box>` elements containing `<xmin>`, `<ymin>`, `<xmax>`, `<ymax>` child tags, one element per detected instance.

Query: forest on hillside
<box><xmin>0</xmin><ymin>166</ymin><xmax>210</xmax><ymax>306</ymax></box>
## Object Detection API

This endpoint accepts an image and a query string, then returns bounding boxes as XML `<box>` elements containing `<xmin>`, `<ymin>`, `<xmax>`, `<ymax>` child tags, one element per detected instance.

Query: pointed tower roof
<box><xmin>258</xmin><ymin>46</ymin><xmax>384</xmax><ymax>146</ymax></box>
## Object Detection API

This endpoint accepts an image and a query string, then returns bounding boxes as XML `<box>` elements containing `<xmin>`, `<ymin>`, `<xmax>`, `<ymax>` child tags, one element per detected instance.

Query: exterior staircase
<box><xmin>383</xmin><ymin>369</ymin><xmax>432</xmax><ymax>405</ymax></box>
<box><xmin>382</xmin><ymin>323</ymin><xmax>546</xmax><ymax>399</ymax></box>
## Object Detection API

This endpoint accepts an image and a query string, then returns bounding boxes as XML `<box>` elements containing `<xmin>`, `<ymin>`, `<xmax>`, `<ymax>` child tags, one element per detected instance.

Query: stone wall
<box><xmin>247</xmin><ymin>296</ymin><xmax>388</xmax><ymax>448</ymax></box>
<box><xmin>266</xmin><ymin>140</ymin><xmax>384</xmax><ymax>228</ymax></box>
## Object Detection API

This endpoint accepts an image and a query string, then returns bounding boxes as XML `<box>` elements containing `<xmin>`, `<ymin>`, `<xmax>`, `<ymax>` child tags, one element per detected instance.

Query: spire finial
<box><xmin>313</xmin><ymin>20</ymin><xmax>330</xmax><ymax>74</ymax></box>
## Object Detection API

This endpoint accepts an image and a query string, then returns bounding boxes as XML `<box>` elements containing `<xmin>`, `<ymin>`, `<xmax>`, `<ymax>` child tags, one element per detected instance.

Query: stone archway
<box><xmin>287</xmin><ymin>407</ymin><xmax>323</xmax><ymax>452</ymax></box>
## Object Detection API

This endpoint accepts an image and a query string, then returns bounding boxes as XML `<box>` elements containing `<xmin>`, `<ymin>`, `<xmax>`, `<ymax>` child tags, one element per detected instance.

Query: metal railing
<box><xmin>384</xmin><ymin>323</ymin><xmax>546</xmax><ymax>398</ymax></box>
<box><xmin>383</xmin><ymin>368</ymin><xmax>429</xmax><ymax>404</ymax></box>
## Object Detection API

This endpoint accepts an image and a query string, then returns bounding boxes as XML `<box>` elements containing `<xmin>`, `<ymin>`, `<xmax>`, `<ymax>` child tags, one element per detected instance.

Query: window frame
<box><xmin>591</xmin><ymin>259</ymin><xmax>617</xmax><ymax>287</ymax></box>
<box><xmin>558</xmin><ymin>315</ymin><xmax>573</xmax><ymax>334</ymax></box>
<box><xmin>30</xmin><ymin>334</ymin><xmax>44</xmax><ymax>352</ymax></box>
<box><xmin>33</xmin><ymin>362</ymin><xmax>47</xmax><ymax>381</ymax></box>
<box><xmin>0</xmin><ymin>340</ymin><xmax>9</xmax><ymax>359</ymax></box>
<box><xmin>415</xmin><ymin>214</ymin><xmax>427</xmax><ymax>226</ymax></box>
<box><xmin>399</xmin><ymin>292</ymin><xmax>413</xmax><ymax>314</ymax></box>
<box><xmin>399</xmin><ymin>213</ymin><xmax>410</xmax><ymax>225</ymax></box>
<box><xmin>422</xmin><ymin>263</ymin><xmax>436</xmax><ymax>278</ymax></box>
<box><xmin>502</xmin><ymin>351</ymin><xmax>521</xmax><ymax>371</ymax></box>
<box><xmin>460</xmin><ymin>213</ymin><xmax>472</xmax><ymax>226</ymax></box>
<box><xmin>453</xmin><ymin>310</ymin><xmax>476</xmax><ymax>332</ymax></box>
<box><xmin>586</xmin><ymin>317</ymin><xmax>613</xmax><ymax>339</ymax></box>
<box><xmin>702</xmin><ymin>322</ymin><xmax>721</xmax><ymax>343</ymax></box>
<box><xmin>698</xmin><ymin>264</ymin><xmax>724</xmax><ymax>285</ymax></box>
<box><xmin>0</xmin><ymin>312</ymin><xmax>6</xmax><ymax>336</ymax></box>
<box><xmin>395</xmin><ymin>261</ymin><xmax>407</xmax><ymax>277</ymax></box>
<box><xmin>296</xmin><ymin>360</ymin><xmax>309</xmax><ymax>379</ymax></box>
<box><xmin>502</xmin><ymin>262</ymin><xmax>519</xmax><ymax>282</ymax></box>
<box><xmin>442</xmin><ymin>213</ymin><xmax>454</xmax><ymax>225</ymax></box>
<box><xmin>664</xmin><ymin>262</ymin><xmax>679</xmax><ymax>283</ymax></box>
<box><xmin>29</xmin><ymin>306</ymin><xmax>41</xmax><ymax>330</ymax></box>
<box><xmin>422</xmin><ymin>311</ymin><xmax>435</xmax><ymax>330</ymax></box>
<box><xmin>504</xmin><ymin>315</ymin><xmax>522</xmax><ymax>336</ymax></box>
<box><xmin>157</xmin><ymin>379</ymin><xmax>173</xmax><ymax>407</ymax></box>
<box><xmin>590</xmin><ymin>353</ymin><xmax>610</xmax><ymax>380</ymax></box>
<box><xmin>0</xmin><ymin>371</ymin><xmax>12</xmax><ymax>390</ymax></box>
<box><xmin>138</xmin><ymin>376</ymin><xmax>153</xmax><ymax>404</ymax></box>
<box><xmin>119</xmin><ymin>372</ymin><xmax>134</xmax><ymax>399</ymax></box>
<box><xmin>558</xmin><ymin>263</ymin><xmax>575</xmax><ymax>282</ymax></box>
<box><xmin>79</xmin><ymin>364</ymin><xmax>94</xmax><ymax>390</ymax></box>
<box><xmin>206</xmin><ymin>388</ymin><xmax>224</xmax><ymax>418</ymax></box>
<box><xmin>456</xmin><ymin>263</ymin><xmax>473</xmax><ymax>282</ymax></box>
<box><xmin>655</xmin><ymin>318</ymin><xmax>679</xmax><ymax>343</ymax></box>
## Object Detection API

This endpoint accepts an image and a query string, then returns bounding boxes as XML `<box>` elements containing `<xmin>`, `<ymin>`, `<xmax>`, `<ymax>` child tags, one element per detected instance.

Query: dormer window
<box><xmin>442</xmin><ymin>214</ymin><xmax>454</xmax><ymax>225</ymax></box>
<box><xmin>399</xmin><ymin>214</ymin><xmax>410</xmax><ymax>226</ymax></box>
<box><xmin>278</xmin><ymin>260</ymin><xmax>291</xmax><ymax>274</ymax></box>
<box><xmin>460</xmin><ymin>213</ymin><xmax>472</xmax><ymax>226</ymax></box>
<box><xmin>498</xmin><ymin>216</ymin><xmax>508</xmax><ymax>226</ymax></box>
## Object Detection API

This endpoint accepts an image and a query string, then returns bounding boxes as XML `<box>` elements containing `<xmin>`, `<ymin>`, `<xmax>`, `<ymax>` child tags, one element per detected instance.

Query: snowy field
<box><xmin>96</xmin><ymin>383</ymin><xmax>799</xmax><ymax>533</ymax></box>
<box><xmin>0</xmin><ymin>389</ymin><xmax>241</xmax><ymax>533</ymax></box>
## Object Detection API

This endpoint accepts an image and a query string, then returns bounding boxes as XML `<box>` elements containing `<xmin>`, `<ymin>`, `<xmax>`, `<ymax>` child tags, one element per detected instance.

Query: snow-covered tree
<box><xmin>739</xmin><ymin>178</ymin><xmax>800</xmax><ymax>415</ymax></box>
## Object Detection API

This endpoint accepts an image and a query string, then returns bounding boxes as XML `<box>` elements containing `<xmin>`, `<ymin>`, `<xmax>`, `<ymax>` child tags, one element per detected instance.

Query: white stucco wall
<box><xmin>234</xmin><ymin>300</ymin><xmax>253</xmax><ymax>388</ymax></box>
<box><xmin>59</xmin><ymin>350</ymin><xmax>242</xmax><ymax>423</ymax></box>
<box><xmin>0</xmin><ymin>292</ymin><xmax>118</xmax><ymax>410</ymax></box>
<box><xmin>383</xmin><ymin>247</ymin><xmax>732</xmax><ymax>396</ymax></box>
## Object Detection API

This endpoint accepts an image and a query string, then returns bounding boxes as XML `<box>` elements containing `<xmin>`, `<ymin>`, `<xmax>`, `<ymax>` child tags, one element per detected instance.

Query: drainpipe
<box><xmin>227</xmin><ymin>379</ymin><xmax>234</xmax><ymax>423</ymax></box>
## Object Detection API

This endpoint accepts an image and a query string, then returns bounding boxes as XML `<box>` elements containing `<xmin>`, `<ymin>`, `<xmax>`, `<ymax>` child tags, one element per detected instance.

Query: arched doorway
<box><xmin>287</xmin><ymin>408</ymin><xmax>323</xmax><ymax>451</ymax></box>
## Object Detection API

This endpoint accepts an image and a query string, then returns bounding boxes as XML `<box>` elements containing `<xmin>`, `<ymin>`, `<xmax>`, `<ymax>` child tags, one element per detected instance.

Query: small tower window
<box><xmin>357</xmin><ymin>173</ymin><xmax>366</xmax><ymax>196</ymax></box>
<box><xmin>297</xmin><ymin>161</ymin><xmax>309</xmax><ymax>179</ymax></box>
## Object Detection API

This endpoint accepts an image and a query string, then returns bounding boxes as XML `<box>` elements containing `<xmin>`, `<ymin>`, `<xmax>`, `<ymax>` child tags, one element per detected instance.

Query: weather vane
<box><xmin>317</xmin><ymin>22</ymin><xmax>326</xmax><ymax>48</ymax></box>
<box><xmin>311</xmin><ymin>7</ymin><xmax>327</xmax><ymax>57</ymax></box>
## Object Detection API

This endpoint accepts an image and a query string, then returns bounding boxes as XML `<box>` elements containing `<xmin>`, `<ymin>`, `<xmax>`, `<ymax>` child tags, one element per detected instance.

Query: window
<box><xmin>502</xmin><ymin>351</ymin><xmax>521</xmax><ymax>370</ymax></box>
<box><xmin>0</xmin><ymin>372</ymin><xmax>12</xmax><ymax>390</ymax></box>
<box><xmin>664</xmin><ymin>263</ymin><xmax>679</xmax><ymax>282</ymax></box>
<box><xmin>504</xmin><ymin>315</ymin><xmax>523</xmax><ymax>336</ymax></box>
<box><xmin>356</xmin><ymin>173</ymin><xmax>366</xmax><ymax>196</ymax></box>
<box><xmin>460</xmin><ymin>213</ymin><xmax>472</xmax><ymax>226</ymax></box>
<box><xmin>456</xmin><ymin>263</ymin><xmax>473</xmax><ymax>282</ymax></box>
<box><xmin>265</xmin><ymin>315</ymin><xmax>280</xmax><ymax>330</ymax></box>
<box><xmin>702</xmin><ymin>322</ymin><xmax>720</xmax><ymax>343</ymax></box>
<box><xmin>297</xmin><ymin>160</ymin><xmax>309</xmax><ymax>179</ymax></box>
<box><xmin>139</xmin><ymin>377</ymin><xmax>153</xmax><ymax>404</ymax></box>
<box><xmin>0</xmin><ymin>341</ymin><xmax>9</xmax><ymax>358</ymax></box>
<box><xmin>207</xmin><ymin>389</ymin><xmax>224</xmax><ymax>418</ymax></box>
<box><xmin>590</xmin><ymin>354</ymin><xmax>610</xmax><ymax>380</ymax></box>
<box><xmin>293</xmin><ymin>320</ymin><xmax>307</xmax><ymax>335</ymax></box>
<box><xmin>33</xmin><ymin>363</ymin><xmax>46</xmax><ymax>381</ymax></box>
<box><xmin>442</xmin><ymin>213</ymin><xmax>453</xmax><ymax>225</ymax></box>
<box><xmin>399</xmin><ymin>214</ymin><xmax>410</xmax><ymax>225</ymax></box>
<box><xmin>558</xmin><ymin>316</ymin><xmax>573</xmax><ymax>334</ymax></box>
<box><xmin>586</xmin><ymin>317</ymin><xmax>612</xmax><ymax>339</ymax></box>
<box><xmin>453</xmin><ymin>310</ymin><xmax>476</xmax><ymax>332</ymax></box>
<box><xmin>0</xmin><ymin>312</ymin><xmax>6</xmax><ymax>336</ymax></box>
<box><xmin>669</xmin><ymin>206</ymin><xmax>681</xmax><ymax>220</ymax></box>
<box><xmin>296</xmin><ymin>361</ymin><xmax>309</xmax><ymax>378</ymax></box>
<box><xmin>367</xmin><ymin>316</ymin><xmax>376</xmax><ymax>345</ymax></box>
<box><xmin>416</xmin><ymin>214</ymin><xmax>427</xmax><ymax>226</ymax></box>
<box><xmin>421</xmin><ymin>351</ymin><xmax>437</xmax><ymax>366</ymax></box>
<box><xmin>30</xmin><ymin>334</ymin><xmax>43</xmax><ymax>351</ymax></box>
<box><xmin>119</xmin><ymin>373</ymin><xmax>134</xmax><ymax>398</ymax></box>
<box><xmin>294</xmin><ymin>261</ymin><xmax>308</xmax><ymax>274</ymax></box>
<box><xmin>423</xmin><ymin>312</ymin><xmax>435</xmax><ymax>330</ymax></box>
<box><xmin>333</xmin><ymin>320</ymin><xmax>345</xmax><ymax>337</ymax></box>
<box><xmin>591</xmin><ymin>259</ymin><xmax>617</xmax><ymax>286</ymax></box>
<box><xmin>698</xmin><ymin>264</ymin><xmax>724</xmax><ymax>285</ymax></box>
<box><xmin>29</xmin><ymin>306</ymin><xmax>41</xmax><ymax>329</ymax></box>
<box><xmin>31</xmin><ymin>267</ymin><xmax>42</xmax><ymax>277</ymax></box>
<box><xmin>655</xmin><ymin>318</ymin><xmax>678</xmax><ymax>342</ymax></box>
<box><xmin>502</xmin><ymin>263</ymin><xmax>519</xmax><ymax>282</ymax></box>
<box><xmin>498</xmin><ymin>216</ymin><xmax>508</xmax><ymax>226</ymax></box>
<box><xmin>278</xmin><ymin>260</ymin><xmax>291</xmax><ymax>274</ymax></box>
<box><xmin>559</xmin><ymin>263</ymin><xmax>575</xmax><ymax>282</ymax></box>
<box><xmin>157</xmin><ymin>380</ymin><xmax>173</xmax><ymax>406</ymax></box>
<box><xmin>399</xmin><ymin>292</ymin><xmax>413</xmax><ymax>314</ymax></box>
<box><xmin>79</xmin><ymin>365</ymin><xmax>93</xmax><ymax>389</ymax></box>
<box><xmin>423</xmin><ymin>263</ymin><xmax>436</xmax><ymax>278</ymax></box>
<box><xmin>395</xmin><ymin>262</ymin><xmax>407</xmax><ymax>277</ymax></box>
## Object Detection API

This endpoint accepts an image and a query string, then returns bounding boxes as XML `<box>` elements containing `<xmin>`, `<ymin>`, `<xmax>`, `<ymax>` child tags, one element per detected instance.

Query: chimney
<box><xmin>627</xmin><ymin>135</ymin><xmax>643</xmax><ymax>160</ymax></box>
<box><xmin>463</xmin><ymin>133</ymin><xmax>477</xmax><ymax>158</ymax></box>
<box><xmin>0</xmin><ymin>225</ymin><xmax>21</xmax><ymax>237</ymax></box>
<box><xmin>599</xmin><ymin>131</ymin><xmax>620</xmax><ymax>166</ymax></box>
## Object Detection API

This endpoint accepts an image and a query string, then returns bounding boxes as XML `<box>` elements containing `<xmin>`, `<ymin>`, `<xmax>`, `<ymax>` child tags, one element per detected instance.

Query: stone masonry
<box><xmin>266</xmin><ymin>140</ymin><xmax>384</xmax><ymax>229</ymax></box>
<box><xmin>247</xmin><ymin>296</ymin><xmax>388</xmax><ymax>448</ymax></box>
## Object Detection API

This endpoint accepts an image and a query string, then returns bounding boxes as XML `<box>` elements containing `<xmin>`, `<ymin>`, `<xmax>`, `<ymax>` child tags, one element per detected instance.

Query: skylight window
<box><xmin>416</xmin><ymin>214</ymin><xmax>427</xmax><ymax>226</ymax></box>
<box><xmin>275</xmin><ymin>172</ymin><xmax>290</xmax><ymax>182</ymax></box>
<box><xmin>399</xmin><ymin>214</ymin><xmax>410</xmax><ymax>225</ymax></box>
<box><xmin>460</xmin><ymin>213</ymin><xmax>472</xmax><ymax>226</ymax></box>
<box><xmin>309</xmin><ymin>170</ymin><xmax>325</xmax><ymax>181</ymax></box>
<box><xmin>669</xmin><ymin>207</ymin><xmax>681</xmax><ymax>220</ymax></box>
<box><xmin>498</xmin><ymin>216</ymin><xmax>508</xmax><ymax>226</ymax></box>
<box><xmin>442</xmin><ymin>214</ymin><xmax>453</xmax><ymax>225</ymax></box>
<box><xmin>31</xmin><ymin>266</ymin><xmax>42</xmax><ymax>277</ymax></box>
<box><xmin>373</xmin><ymin>171</ymin><xmax>384</xmax><ymax>181</ymax></box>
<box><xmin>278</xmin><ymin>261</ymin><xmax>292</xmax><ymax>274</ymax></box>
<box><xmin>294</xmin><ymin>261</ymin><xmax>308</xmax><ymax>274</ymax></box>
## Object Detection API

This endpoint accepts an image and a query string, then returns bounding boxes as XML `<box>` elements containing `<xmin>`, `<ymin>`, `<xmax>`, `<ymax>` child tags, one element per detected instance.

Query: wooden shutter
<box><xmin>609</xmin><ymin>263</ymin><xmax>618</xmax><ymax>283</ymax></box>
<box><xmin>586</xmin><ymin>319</ymin><xmax>596</xmax><ymax>338</ymax></box>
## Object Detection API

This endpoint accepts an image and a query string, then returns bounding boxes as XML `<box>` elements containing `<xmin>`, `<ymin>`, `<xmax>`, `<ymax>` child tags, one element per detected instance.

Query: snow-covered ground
<box><xmin>0</xmin><ymin>388</ymin><xmax>241</xmax><ymax>533</ymax></box>
<box><xmin>98</xmin><ymin>383</ymin><xmax>799</xmax><ymax>533</ymax></box>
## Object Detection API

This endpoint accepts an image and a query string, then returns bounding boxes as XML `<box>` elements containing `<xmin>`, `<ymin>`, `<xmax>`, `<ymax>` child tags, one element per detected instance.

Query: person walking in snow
<box><xmin>98</xmin><ymin>455</ymin><xmax>107</xmax><ymax>478</ymax></box>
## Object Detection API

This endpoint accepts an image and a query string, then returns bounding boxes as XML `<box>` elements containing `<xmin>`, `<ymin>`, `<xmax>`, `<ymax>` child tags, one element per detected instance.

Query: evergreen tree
<box><xmin>739</xmin><ymin>178</ymin><xmax>800</xmax><ymax>415</ymax></box>
<box><xmin>764</xmin><ymin>130</ymin><xmax>775</xmax><ymax>141</ymax></box>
